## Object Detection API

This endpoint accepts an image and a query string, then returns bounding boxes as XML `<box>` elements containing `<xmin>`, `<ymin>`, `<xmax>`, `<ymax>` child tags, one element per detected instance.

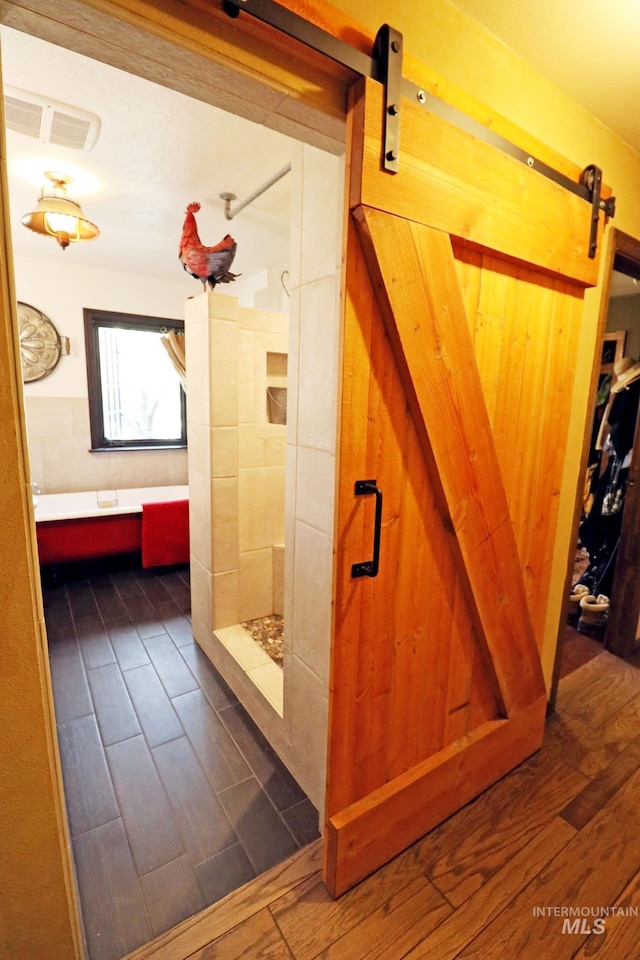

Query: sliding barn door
<box><xmin>324</xmin><ymin>75</ymin><xmax>603</xmax><ymax>896</ymax></box>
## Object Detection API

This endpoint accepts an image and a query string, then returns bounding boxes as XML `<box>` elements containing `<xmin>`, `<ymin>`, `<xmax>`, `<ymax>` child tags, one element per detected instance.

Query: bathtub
<box><xmin>34</xmin><ymin>484</ymin><xmax>189</xmax><ymax>568</ymax></box>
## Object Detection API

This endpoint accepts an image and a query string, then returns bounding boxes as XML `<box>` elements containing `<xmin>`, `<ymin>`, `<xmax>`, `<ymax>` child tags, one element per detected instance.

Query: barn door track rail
<box><xmin>223</xmin><ymin>0</ymin><xmax>615</xmax><ymax>256</ymax></box>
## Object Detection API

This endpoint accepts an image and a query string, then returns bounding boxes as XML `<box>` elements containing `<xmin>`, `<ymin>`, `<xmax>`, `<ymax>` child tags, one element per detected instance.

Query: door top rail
<box><xmin>223</xmin><ymin>0</ymin><xmax>615</xmax><ymax>256</ymax></box>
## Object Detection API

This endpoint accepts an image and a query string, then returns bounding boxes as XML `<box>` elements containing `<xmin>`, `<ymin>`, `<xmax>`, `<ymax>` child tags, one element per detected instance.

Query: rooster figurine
<box><xmin>178</xmin><ymin>202</ymin><xmax>240</xmax><ymax>290</ymax></box>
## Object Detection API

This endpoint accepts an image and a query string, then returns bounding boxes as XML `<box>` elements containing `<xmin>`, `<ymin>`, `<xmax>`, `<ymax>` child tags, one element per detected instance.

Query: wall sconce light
<box><xmin>21</xmin><ymin>171</ymin><xmax>100</xmax><ymax>250</ymax></box>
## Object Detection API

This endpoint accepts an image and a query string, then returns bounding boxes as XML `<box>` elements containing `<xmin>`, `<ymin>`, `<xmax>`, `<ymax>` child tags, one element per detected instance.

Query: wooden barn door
<box><xmin>324</xmin><ymin>74</ymin><xmax>604</xmax><ymax>896</ymax></box>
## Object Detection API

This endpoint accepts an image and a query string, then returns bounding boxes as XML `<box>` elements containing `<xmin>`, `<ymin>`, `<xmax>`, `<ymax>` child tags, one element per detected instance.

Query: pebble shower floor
<box><xmin>240</xmin><ymin>614</ymin><xmax>284</xmax><ymax>667</ymax></box>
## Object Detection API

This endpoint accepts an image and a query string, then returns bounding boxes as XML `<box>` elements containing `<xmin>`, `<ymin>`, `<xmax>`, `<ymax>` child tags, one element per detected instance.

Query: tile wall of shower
<box><xmin>186</xmin><ymin>142</ymin><xmax>343</xmax><ymax>819</ymax></box>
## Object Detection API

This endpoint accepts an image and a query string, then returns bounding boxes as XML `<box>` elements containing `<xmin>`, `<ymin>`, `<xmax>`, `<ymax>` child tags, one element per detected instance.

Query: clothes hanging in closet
<box><xmin>577</xmin><ymin>377</ymin><xmax>640</xmax><ymax>597</ymax></box>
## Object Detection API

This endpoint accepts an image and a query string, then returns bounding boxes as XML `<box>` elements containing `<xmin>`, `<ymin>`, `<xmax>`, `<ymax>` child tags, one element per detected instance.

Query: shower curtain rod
<box><xmin>220</xmin><ymin>163</ymin><xmax>292</xmax><ymax>220</ymax></box>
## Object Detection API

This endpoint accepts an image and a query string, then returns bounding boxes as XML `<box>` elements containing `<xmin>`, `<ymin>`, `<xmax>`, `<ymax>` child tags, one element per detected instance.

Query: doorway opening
<box><xmin>603</xmin><ymin>241</ymin><xmax>640</xmax><ymax>657</ymax></box>
<box><xmin>561</xmin><ymin>231</ymin><xmax>640</xmax><ymax>676</ymax></box>
<box><xmin>2</xmin><ymin>17</ymin><xmax>343</xmax><ymax>960</ymax></box>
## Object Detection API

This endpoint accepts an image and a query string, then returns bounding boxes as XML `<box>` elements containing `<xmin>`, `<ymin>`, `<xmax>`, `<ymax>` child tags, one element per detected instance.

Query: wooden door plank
<box><xmin>325</xmin><ymin>696</ymin><xmax>546</xmax><ymax>897</ymax></box>
<box><xmin>353</xmin><ymin>205</ymin><xmax>545</xmax><ymax>715</ymax></box>
<box><xmin>524</xmin><ymin>284</ymin><xmax>583</xmax><ymax>642</ymax></box>
<box><xmin>350</xmin><ymin>294</ymin><xmax>410</xmax><ymax>800</ymax></box>
<box><xmin>385</xmin><ymin>442</ymin><xmax>452</xmax><ymax>777</ymax></box>
<box><xmin>453</xmin><ymin>244</ymin><xmax>484</xmax><ymax>349</ymax></box>
<box><xmin>484</xmin><ymin>264</ymin><xmax>529</xmax><ymax>512</ymax></box>
<box><xmin>459</xmin><ymin>253</ymin><xmax>529</xmax><ymax>506</ymax></box>
<box><xmin>443</xmin><ymin>595</ymin><xmax>488</xmax><ymax>746</ymax></box>
<box><xmin>504</xmin><ymin>280</ymin><xmax>555</xmax><ymax>622</ymax></box>
<box><xmin>351</xmin><ymin>78</ymin><xmax>599</xmax><ymax>287</ymax></box>
<box><xmin>453</xmin><ymin>253</ymin><xmax>585</xmax><ymax>652</ymax></box>
<box><xmin>465</xmin><ymin>622</ymin><xmax>502</xmax><ymax>735</ymax></box>
<box><xmin>465</xmin><ymin>260</ymin><xmax>509</xmax><ymax>429</ymax></box>
<box><xmin>328</xmin><ymin>218</ymin><xmax>380</xmax><ymax>816</ymax></box>
<box><xmin>449</xmin><ymin>271</ymin><xmax>519</xmax><ymax>731</ymax></box>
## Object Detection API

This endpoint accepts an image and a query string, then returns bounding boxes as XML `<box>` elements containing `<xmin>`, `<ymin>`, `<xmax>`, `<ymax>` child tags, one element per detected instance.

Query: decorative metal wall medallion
<box><xmin>18</xmin><ymin>302</ymin><xmax>62</xmax><ymax>382</ymax></box>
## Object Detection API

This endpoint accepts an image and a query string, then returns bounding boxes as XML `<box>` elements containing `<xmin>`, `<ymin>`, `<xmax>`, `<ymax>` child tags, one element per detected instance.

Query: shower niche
<box><xmin>266</xmin><ymin>351</ymin><xmax>287</xmax><ymax>426</ymax></box>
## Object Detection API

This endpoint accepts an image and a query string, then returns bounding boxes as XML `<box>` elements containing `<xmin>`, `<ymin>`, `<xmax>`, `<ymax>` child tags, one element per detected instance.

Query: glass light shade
<box><xmin>21</xmin><ymin>172</ymin><xmax>100</xmax><ymax>250</ymax></box>
<box><xmin>44</xmin><ymin>211</ymin><xmax>80</xmax><ymax>235</ymax></box>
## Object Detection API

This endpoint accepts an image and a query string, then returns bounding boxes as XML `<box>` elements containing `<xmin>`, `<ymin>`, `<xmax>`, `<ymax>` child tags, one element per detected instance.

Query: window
<box><xmin>84</xmin><ymin>308</ymin><xmax>186</xmax><ymax>451</ymax></box>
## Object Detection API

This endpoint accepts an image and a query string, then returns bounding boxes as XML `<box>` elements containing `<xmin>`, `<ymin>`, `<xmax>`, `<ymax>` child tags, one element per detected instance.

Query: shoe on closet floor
<box><xmin>577</xmin><ymin>593</ymin><xmax>609</xmax><ymax>638</ymax></box>
<box><xmin>568</xmin><ymin>583</ymin><xmax>589</xmax><ymax>625</ymax></box>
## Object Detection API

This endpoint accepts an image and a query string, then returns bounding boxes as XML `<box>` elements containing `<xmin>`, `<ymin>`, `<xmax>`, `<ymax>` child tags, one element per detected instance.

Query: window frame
<box><xmin>84</xmin><ymin>308</ymin><xmax>187</xmax><ymax>451</ymax></box>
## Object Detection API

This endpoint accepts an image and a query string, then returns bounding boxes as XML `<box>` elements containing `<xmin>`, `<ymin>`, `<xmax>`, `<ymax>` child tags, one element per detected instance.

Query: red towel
<box><xmin>141</xmin><ymin>499</ymin><xmax>189</xmax><ymax>568</ymax></box>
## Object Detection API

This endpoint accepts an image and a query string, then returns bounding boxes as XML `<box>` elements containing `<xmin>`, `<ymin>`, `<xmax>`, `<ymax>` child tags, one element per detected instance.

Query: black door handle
<box><xmin>351</xmin><ymin>479</ymin><xmax>383</xmax><ymax>578</ymax></box>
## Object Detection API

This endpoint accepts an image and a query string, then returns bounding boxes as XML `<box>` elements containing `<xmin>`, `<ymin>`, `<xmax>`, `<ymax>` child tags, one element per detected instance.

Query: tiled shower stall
<box><xmin>186</xmin><ymin>142</ymin><xmax>344</xmax><ymax>821</ymax></box>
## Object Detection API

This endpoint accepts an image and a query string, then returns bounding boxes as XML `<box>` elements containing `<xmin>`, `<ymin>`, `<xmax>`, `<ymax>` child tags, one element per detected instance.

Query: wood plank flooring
<box><xmin>44</xmin><ymin>559</ymin><xmax>319</xmax><ymax>960</ymax></box>
<box><xmin>124</xmin><ymin>631</ymin><xmax>640</xmax><ymax>960</ymax></box>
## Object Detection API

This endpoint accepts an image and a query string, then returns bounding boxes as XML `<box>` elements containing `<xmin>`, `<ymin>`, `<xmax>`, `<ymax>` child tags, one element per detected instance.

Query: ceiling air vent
<box><xmin>3</xmin><ymin>86</ymin><xmax>101</xmax><ymax>150</ymax></box>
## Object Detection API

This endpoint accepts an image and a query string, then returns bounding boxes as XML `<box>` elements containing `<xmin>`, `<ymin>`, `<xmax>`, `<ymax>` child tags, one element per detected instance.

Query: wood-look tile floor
<box><xmin>124</xmin><ymin>631</ymin><xmax>640</xmax><ymax>960</ymax></box>
<box><xmin>43</xmin><ymin>559</ymin><xmax>319</xmax><ymax>960</ymax></box>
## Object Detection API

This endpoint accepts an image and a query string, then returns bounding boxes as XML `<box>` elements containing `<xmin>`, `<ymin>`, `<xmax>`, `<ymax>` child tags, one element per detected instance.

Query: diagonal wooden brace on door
<box><xmin>352</xmin><ymin>204</ymin><xmax>546</xmax><ymax>717</ymax></box>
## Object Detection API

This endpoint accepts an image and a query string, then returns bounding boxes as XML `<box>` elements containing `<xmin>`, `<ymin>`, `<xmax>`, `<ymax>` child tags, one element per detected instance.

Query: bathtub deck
<box><xmin>34</xmin><ymin>484</ymin><xmax>189</xmax><ymax>522</ymax></box>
